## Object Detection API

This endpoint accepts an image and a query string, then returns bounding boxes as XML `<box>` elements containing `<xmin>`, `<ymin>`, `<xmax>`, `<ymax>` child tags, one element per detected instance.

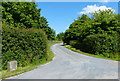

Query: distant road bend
<box><xmin>8</xmin><ymin>43</ymin><xmax>118</xmax><ymax>79</ymax></box>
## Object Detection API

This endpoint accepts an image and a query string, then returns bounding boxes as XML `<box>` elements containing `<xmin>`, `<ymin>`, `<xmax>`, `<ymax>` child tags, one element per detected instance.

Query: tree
<box><xmin>63</xmin><ymin>9</ymin><xmax>120</xmax><ymax>59</ymax></box>
<box><xmin>2</xmin><ymin>2</ymin><xmax>56</xmax><ymax>40</ymax></box>
<box><xmin>56</xmin><ymin>32</ymin><xmax>65</xmax><ymax>41</ymax></box>
<box><xmin>2</xmin><ymin>2</ymin><xmax>41</xmax><ymax>28</ymax></box>
<box><xmin>63</xmin><ymin>14</ymin><xmax>91</xmax><ymax>44</ymax></box>
<box><xmin>91</xmin><ymin>9</ymin><xmax>119</xmax><ymax>32</ymax></box>
<box><xmin>39</xmin><ymin>16</ymin><xmax>56</xmax><ymax>40</ymax></box>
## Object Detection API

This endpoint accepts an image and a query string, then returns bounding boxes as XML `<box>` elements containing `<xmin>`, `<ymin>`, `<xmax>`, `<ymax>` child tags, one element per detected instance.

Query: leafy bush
<box><xmin>63</xmin><ymin>10</ymin><xmax>120</xmax><ymax>60</ymax></box>
<box><xmin>70</xmin><ymin>40</ymin><xmax>77</xmax><ymax>47</ymax></box>
<box><xmin>69</xmin><ymin>40</ymin><xmax>81</xmax><ymax>49</ymax></box>
<box><xmin>56</xmin><ymin>32</ymin><xmax>64</xmax><ymax>41</ymax></box>
<box><xmin>2</xmin><ymin>2</ymin><xmax>56</xmax><ymax>40</ymax></box>
<box><xmin>82</xmin><ymin>33</ymin><xmax>119</xmax><ymax>59</ymax></box>
<box><xmin>2</xmin><ymin>24</ymin><xmax>47</xmax><ymax>70</ymax></box>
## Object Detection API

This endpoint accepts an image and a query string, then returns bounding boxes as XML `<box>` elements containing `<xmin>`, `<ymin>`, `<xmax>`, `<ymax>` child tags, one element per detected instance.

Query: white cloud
<box><xmin>79</xmin><ymin>4</ymin><xmax>115</xmax><ymax>14</ymax></box>
<box><xmin>102</xmin><ymin>0</ymin><xmax>109</xmax><ymax>2</ymax></box>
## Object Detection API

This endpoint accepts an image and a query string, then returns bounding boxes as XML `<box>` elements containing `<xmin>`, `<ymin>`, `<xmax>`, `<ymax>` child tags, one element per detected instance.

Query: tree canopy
<box><xmin>63</xmin><ymin>9</ymin><xmax>120</xmax><ymax>60</ymax></box>
<box><xmin>2</xmin><ymin>2</ymin><xmax>56</xmax><ymax>40</ymax></box>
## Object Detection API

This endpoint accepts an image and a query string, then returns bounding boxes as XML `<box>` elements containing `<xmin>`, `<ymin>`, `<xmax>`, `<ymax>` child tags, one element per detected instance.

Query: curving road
<box><xmin>8</xmin><ymin>43</ymin><xmax>118</xmax><ymax>79</ymax></box>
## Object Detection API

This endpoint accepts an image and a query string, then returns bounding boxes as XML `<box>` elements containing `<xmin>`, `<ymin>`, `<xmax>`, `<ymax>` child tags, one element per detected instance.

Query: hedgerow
<box><xmin>82</xmin><ymin>33</ymin><xmax>119</xmax><ymax>59</ymax></box>
<box><xmin>2</xmin><ymin>2</ymin><xmax>56</xmax><ymax>40</ymax></box>
<box><xmin>2</xmin><ymin>24</ymin><xmax>47</xmax><ymax>70</ymax></box>
<box><xmin>63</xmin><ymin>10</ymin><xmax>120</xmax><ymax>60</ymax></box>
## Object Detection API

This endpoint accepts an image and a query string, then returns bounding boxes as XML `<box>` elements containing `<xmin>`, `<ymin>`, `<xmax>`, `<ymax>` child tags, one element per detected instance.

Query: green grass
<box><xmin>1</xmin><ymin>41</ymin><xmax>61</xmax><ymax>79</ymax></box>
<box><xmin>64</xmin><ymin>45</ymin><xmax>119</xmax><ymax>61</ymax></box>
<box><xmin>1</xmin><ymin>66</ymin><xmax>37</xmax><ymax>79</ymax></box>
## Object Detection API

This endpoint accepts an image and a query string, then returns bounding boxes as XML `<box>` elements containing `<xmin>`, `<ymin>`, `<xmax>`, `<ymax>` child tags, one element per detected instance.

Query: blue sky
<box><xmin>36</xmin><ymin>2</ymin><xmax>118</xmax><ymax>34</ymax></box>
<box><xmin>35</xmin><ymin>0</ymin><xmax>119</xmax><ymax>2</ymax></box>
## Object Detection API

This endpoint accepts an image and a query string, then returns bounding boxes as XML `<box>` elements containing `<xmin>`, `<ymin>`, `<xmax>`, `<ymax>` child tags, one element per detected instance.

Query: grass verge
<box><xmin>64</xmin><ymin>45</ymin><xmax>119</xmax><ymax>61</ymax></box>
<box><xmin>1</xmin><ymin>66</ymin><xmax>37</xmax><ymax>79</ymax></box>
<box><xmin>1</xmin><ymin>41</ymin><xmax>61</xmax><ymax>79</ymax></box>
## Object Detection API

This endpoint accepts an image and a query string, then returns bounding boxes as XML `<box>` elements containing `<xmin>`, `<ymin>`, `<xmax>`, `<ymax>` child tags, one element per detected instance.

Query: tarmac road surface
<box><xmin>8</xmin><ymin>43</ymin><xmax>118</xmax><ymax>79</ymax></box>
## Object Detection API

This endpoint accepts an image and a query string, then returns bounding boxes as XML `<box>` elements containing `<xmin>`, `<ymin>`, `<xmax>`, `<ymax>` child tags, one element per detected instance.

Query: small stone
<box><xmin>7</xmin><ymin>61</ymin><xmax>17</xmax><ymax>71</ymax></box>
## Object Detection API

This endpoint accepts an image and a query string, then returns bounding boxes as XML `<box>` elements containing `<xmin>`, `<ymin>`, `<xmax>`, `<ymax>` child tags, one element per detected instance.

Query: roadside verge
<box><xmin>1</xmin><ymin>41</ymin><xmax>62</xmax><ymax>79</ymax></box>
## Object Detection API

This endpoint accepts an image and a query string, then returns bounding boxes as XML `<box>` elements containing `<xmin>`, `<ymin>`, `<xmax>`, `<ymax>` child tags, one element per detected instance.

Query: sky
<box><xmin>35</xmin><ymin>0</ymin><xmax>120</xmax><ymax>2</ymax></box>
<box><xmin>36</xmin><ymin>2</ymin><xmax>119</xmax><ymax>34</ymax></box>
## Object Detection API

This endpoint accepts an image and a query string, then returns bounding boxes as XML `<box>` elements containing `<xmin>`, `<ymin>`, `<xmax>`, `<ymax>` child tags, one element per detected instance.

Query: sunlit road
<box><xmin>8</xmin><ymin>43</ymin><xmax>118</xmax><ymax>79</ymax></box>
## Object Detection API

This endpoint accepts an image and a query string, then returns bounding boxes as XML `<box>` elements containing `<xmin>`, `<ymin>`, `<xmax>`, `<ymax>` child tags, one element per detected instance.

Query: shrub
<box><xmin>69</xmin><ymin>40</ymin><xmax>81</xmax><ymax>49</ymax></box>
<box><xmin>2</xmin><ymin>24</ymin><xmax>47</xmax><ymax>70</ymax></box>
<box><xmin>69</xmin><ymin>40</ymin><xmax>77</xmax><ymax>47</ymax></box>
<box><xmin>82</xmin><ymin>33</ymin><xmax>119</xmax><ymax>58</ymax></box>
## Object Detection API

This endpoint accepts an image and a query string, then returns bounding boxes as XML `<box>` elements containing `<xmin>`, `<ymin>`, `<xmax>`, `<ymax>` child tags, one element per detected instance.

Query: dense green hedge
<box><xmin>63</xmin><ymin>10</ymin><xmax>120</xmax><ymax>60</ymax></box>
<box><xmin>2</xmin><ymin>2</ymin><xmax>56</xmax><ymax>40</ymax></box>
<box><xmin>2</xmin><ymin>24</ymin><xmax>48</xmax><ymax>70</ymax></box>
<box><xmin>82</xmin><ymin>33</ymin><xmax>119</xmax><ymax>59</ymax></box>
<box><xmin>69</xmin><ymin>40</ymin><xmax>80</xmax><ymax>49</ymax></box>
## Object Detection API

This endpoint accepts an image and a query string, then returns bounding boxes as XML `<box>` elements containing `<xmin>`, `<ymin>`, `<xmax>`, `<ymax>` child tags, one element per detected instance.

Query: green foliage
<box><xmin>43</xmin><ymin>27</ymin><xmax>56</xmax><ymax>40</ymax></box>
<box><xmin>82</xmin><ymin>33</ymin><xmax>119</xmax><ymax>58</ymax></box>
<box><xmin>2</xmin><ymin>2</ymin><xmax>56</xmax><ymax>40</ymax></box>
<box><xmin>2</xmin><ymin>2</ymin><xmax>40</xmax><ymax>28</ymax></box>
<box><xmin>63</xmin><ymin>14</ymin><xmax>92</xmax><ymax>45</ymax></box>
<box><xmin>91</xmin><ymin>9</ymin><xmax>120</xmax><ymax>32</ymax></box>
<box><xmin>63</xmin><ymin>9</ymin><xmax>120</xmax><ymax>60</ymax></box>
<box><xmin>56</xmin><ymin>32</ymin><xmax>64</xmax><ymax>41</ymax></box>
<box><xmin>39</xmin><ymin>16</ymin><xmax>56</xmax><ymax>40</ymax></box>
<box><xmin>69</xmin><ymin>40</ymin><xmax>78</xmax><ymax>48</ymax></box>
<box><xmin>2</xmin><ymin>24</ymin><xmax>47</xmax><ymax>70</ymax></box>
<box><xmin>2</xmin><ymin>1</ymin><xmax>56</xmax><ymax>71</ymax></box>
